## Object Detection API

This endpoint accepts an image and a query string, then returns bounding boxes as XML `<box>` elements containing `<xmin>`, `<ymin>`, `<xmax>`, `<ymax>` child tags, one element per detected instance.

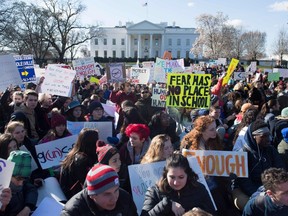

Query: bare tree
<box><xmin>242</xmin><ymin>31</ymin><xmax>266</xmax><ymax>60</ymax></box>
<box><xmin>230</xmin><ymin>27</ymin><xmax>245</xmax><ymax>59</ymax></box>
<box><xmin>272</xmin><ymin>28</ymin><xmax>288</xmax><ymax>65</ymax></box>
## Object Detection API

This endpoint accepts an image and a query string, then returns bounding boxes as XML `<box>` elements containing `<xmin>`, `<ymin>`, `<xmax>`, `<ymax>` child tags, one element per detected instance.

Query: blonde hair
<box><xmin>5</xmin><ymin>121</ymin><xmax>25</xmax><ymax>134</ymax></box>
<box><xmin>141</xmin><ymin>134</ymin><xmax>171</xmax><ymax>164</ymax></box>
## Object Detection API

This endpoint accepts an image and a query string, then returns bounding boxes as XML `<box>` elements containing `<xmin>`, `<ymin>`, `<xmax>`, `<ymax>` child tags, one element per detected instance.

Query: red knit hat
<box><xmin>51</xmin><ymin>113</ymin><xmax>66</xmax><ymax>128</ymax></box>
<box><xmin>86</xmin><ymin>164</ymin><xmax>119</xmax><ymax>195</ymax></box>
<box><xmin>96</xmin><ymin>140</ymin><xmax>118</xmax><ymax>165</ymax></box>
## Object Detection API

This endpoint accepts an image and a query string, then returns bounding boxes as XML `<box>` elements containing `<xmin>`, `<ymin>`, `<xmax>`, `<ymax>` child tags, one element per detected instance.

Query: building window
<box><xmin>103</xmin><ymin>38</ymin><xmax>107</xmax><ymax>45</ymax></box>
<box><xmin>121</xmin><ymin>50</ymin><xmax>125</xmax><ymax>58</ymax></box>
<box><xmin>104</xmin><ymin>50</ymin><xmax>107</xmax><ymax>58</ymax></box>
<box><xmin>95</xmin><ymin>50</ymin><xmax>98</xmax><ymax>57</ymax></box>
<box><xmin>113</xmin><ymin>50</ymin><xmax>116</xmax><ymax>58</ymax></box>
<box><xmin>186</xmin><ymin>39</ymin><xmax>190</xmax><ymax>46</ymax></box>
<box><xmin>177</xmin><ymin>50</ymin><xmax>181</xmax><ymax>58</ymax></box>
<box><xmin>155</xmin><ymin>38</ymin><xmax>159</xmax><ymax>46</ymax></box>
<box><xmin>168</xmin><ymin>38</ymin><xmax>172</xmax><ymax>46</ymax></box>
<box><xmin>155</xmin><ymin>50</ymin><xmax>159</xmax><ymax>57</ymax></box>
<box><xmin>112</xmin><ymin>38</ymin><xmax>116</xmax><ymax>45</ymax></box>
<box><xmin>177</xmin><ymin>39</ymin><xmax>181</xmax><ymax>46</ymax></box>
<box><xmin>134</xmin><ymin>39</ymin><xmax>137</xmax><ymax>46</ymax></box>
<box><xmin>134</xmin><ymin>51</ymin><xmax>138</xmax><ymax>58</ymax></box>
<box><xmin>186</xmin><ymin>51</ymin><xmax>190</xmax><ymax>58</ymax></box>
<box><xmin>95</xmin><ymin>39</ymin><xmax>98</xmax><ymax>45</ymax></box>
<box><xmin>144</xmin><ymin>38</ymin><xmax>148</xmax><ymax>46</ymax></box>
<box><xmin>121</xmin><ymin>38</ymin><xmax>125</xmax><ymax>45</ymax></box>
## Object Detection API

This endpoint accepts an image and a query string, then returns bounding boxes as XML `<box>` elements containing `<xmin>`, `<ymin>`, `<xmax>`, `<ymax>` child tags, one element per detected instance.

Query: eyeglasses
<box><xmin>141</xmin><ymin>91</ymin><xmax>149</xmax><ymax>94</ymax></box>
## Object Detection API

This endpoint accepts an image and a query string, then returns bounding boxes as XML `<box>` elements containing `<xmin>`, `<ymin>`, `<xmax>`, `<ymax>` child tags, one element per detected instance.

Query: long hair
<box><xmin>180</xmin><ymin>115</ymin><xmax>222</xmax><ymax>150</ymax></box>
<box><xmin>61</xmin><ymin>128</ymin><xmax>99</xmax><ymax>170</ymax></box>
<box><xmin>0</xmin><ymin>133</ymin><xmax>18</xmax><ymax>159</ymax></box>
<box><xmin>141</xmin><ymin>134</ymin><xmax>171</xmax><ymax>164</ymax></box>
<box><xmin>258</xmin><ymin>99</ymin><xmax>278</xmax><ymax>119</ymax></box>
<box><xmin>158</xmin><ymin>153</ymin><xmax>198</xmax><ymax>193</ymax></box>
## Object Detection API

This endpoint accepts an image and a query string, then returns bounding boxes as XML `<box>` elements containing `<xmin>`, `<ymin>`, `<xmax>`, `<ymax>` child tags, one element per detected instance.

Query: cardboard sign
<box><xmin>182</xmin><ymin>149</ymin><xmax>248</xmax><ymax>177</ymax></box>
<box><xmin>14</xmin><ymin>55</ymin><xmax>36</xmax><ymax>83</ymax></box>
<box><xmin>35</xmin><ymin>135</ymin><xmax>78</xmax><ymax>169</ymax></box>
<box><xmin>128</xmin><ymin>157</ymin><xmax>216</xmax><ymax>215</ymax></box>
<box><xmin>106</xmin><ymin>63</ymin><xmax>126</xmax><ymax>82</ymax></box>
<box><xmin>151</xmin><ymin>87</ymin><xmax>166</xmax><ymax>107</ymax></box>
<box><xmin>222</xmin><ymin>58</ymin><xmax>239</xmax><ymax>86</ymax></box>
<box><xmin>41</xmin><ymin>65</ymin><xmax>76</xmax><ymax>97</ymax></box>
<box><xmin>0</xmin><ymin>54</ymin><xmax>23</xmax><ymax>91</ymax></box>
<box><xmin>166</xmin><ymin>73</ymin><xmax>211</xmax><ymax>108</ymax></box>
<box><xmin>130</xmin><ymin>67</ymin><xmax>150</xmax><ymax>84</ymax></box>
<box><xmin>66</xmin><ymin>121</ymin><xmax>113</xmax><ymax>141</ymax></box>
<box><xmin>72</xmin><ymin>57</ymin><xmax>99</xmax><ymax>80</ymax></box>
<box><xmin>0</xmin><ymin>158</ymin><xmax>15</xmax><ymax>192</ymax></box>
<box><xmin>154</xmin><ymin>58</ymin><xmax>185</xmax><ymax>83</ymax></box>
<box><xmin>268</xmin><ymin>72</ymin><xmax>280</xmax><ymax>81</ymax></box>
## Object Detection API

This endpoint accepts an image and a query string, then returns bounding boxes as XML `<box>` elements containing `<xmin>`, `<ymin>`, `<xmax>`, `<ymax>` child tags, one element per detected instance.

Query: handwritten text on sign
<box><xmin>182</xmin><ymin>149</ymin><xmax>248</xmax><ymax>177</ymax></box>
<box><xmin>151</xmin><ymin>87</ymin><xmax>166</xmax><ymax>107</ymax></box>
<box><xmin>167</xmin><ymin>73</ymin><xmax>211</xmax><ymax>108</ymax></box>
<box><xmin>35</xmin><ymin>135</ymin><xmax>78</xmax><ymax>169</ymax></box>
<box><xmin>130</xmin><ymin>67</ymin><xmax>150</xmax><ymax>84</ymax></box>
<box><xmin>0</xmin><ymin>158</ymin><xmax>15</xmax><ymax>192</ymax></box>
<box><xmin>72</xmin><ymin>57</ymin><xmax>97</xmax><ymax>79</ymax></box>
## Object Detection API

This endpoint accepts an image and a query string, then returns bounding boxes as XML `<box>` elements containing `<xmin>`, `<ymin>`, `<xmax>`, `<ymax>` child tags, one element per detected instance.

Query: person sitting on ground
<box><xmin>65</xmin><ymin>101</ymin><xmax>86</xmax><ymax>122</ymax></box>
<box><xmin>0</xmin><ymin>133</ymin><xmax>18</xmax><ymax>159</ymax></box>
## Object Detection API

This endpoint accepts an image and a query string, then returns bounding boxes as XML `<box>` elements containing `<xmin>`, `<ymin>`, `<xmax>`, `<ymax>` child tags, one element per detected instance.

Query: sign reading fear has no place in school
<box><xmin>166</xmin><ymin>73</ymin><xmax>211</xmax><ymax>108</ymax></box>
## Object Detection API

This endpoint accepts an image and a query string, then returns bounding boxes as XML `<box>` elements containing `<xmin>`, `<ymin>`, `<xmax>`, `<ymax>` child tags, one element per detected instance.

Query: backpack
<box><xmin>269</xmin><ymin>118</ymin><xmax>288</xmax><ymax>148</ymax></box>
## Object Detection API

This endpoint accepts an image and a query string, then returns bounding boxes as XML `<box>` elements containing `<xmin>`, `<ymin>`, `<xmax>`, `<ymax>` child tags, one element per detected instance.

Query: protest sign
<box><xmin>0</xmin><ymin>158</ymin><xmax>15</xmax><ymax>192</ymax></box>
<box><xmin>66</xmin><ymin>121</ymin><xmax>113</xmax><ymax>141</ymax></box>
<box><xmin>0</xmin><ymin>55</ymin><xmax>23</xmax><ymax>91</ymax></box>
<box><xmin>130</xmin><ymin>67</ymin><xmax>150</xmax><ymax>84</ymax></box>
<box><xmin>166</xmin><ymin>73</ymin><xmax>211</xmax><ymax>108</ymax></box>
<box><xmin>128</xmin><ymin>157</ymin><xmax>216</xmax><ymax>215</ymax></box>
<box><xmin>182</xmin><ymin>149</ymin><xmax>248</xmax><ymax>177</ymax></box>
<box><xmin>72</xmin><ymin>57</ymin><xmax>99</xmax><ymax>80</ymax></box>
<box><xmin>234</xmin><ymin>72</ymin><xmax>247</xmax><ymax>81</ymax></box>
<box><xmin>142</xmin><ymin>61</ymin><xmax>155</xmax><ymax>82</ymax></box>
<box><xmin>151</xmin><ymin>87</ymin><xmax>167</xmax><ymax>107</ymax></box>
<box><xmin>41</xmin><ymin>65</ymin><xmax>76</xmax><ymax>97</ymax></box>
<box><xmin>268</xmin><ymin>72</ymin><xmax>280</xmax><ymax>81</ymax></box>
<box><xmin>217</xmin><ymin>58</ymin><xmax>227</xmax><ymax>66</ymax></box>
<box><xmin>106</xmin><ymin>63</ymin><xmax>126</xmax><ymax>82</ymax></box>
<box><xmin>35</xmin><ymin>135</ymin><xmax>78</xmax><ymax>169</ymax></box>
<box><xmin>222</xmin><ymin>58</ymin><xmax>239</xmax><ymax>86</ymax></box>
<box><xmin>33</xmin><ymin>197</ymin><xmax>64</xmax><ymax>216</ymax></box>
<box><xmin>89</xmin><ymin>76</ymin><xmax>99</xmax><ymax>84</ymax></box>
<box><xmin>154</xmin><ymin>57</ymin><xmax>185</xmax><ymax>83</ymax></box>
<box><xmin>273</xmin><ymin>68</ymin><xmax>288</xmax><ymax>78</ymax></box>
<box><xmin>14</xmin><ymin>55</ymin><xmax>36</xmax><ymax>83</ymax></box>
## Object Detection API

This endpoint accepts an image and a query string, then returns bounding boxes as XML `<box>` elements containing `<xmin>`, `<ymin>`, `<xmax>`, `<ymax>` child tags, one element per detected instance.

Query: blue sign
<box><xmin>14</xmin><ymin>55</ymin><xmax>36</xmax><ymax>83</ymax></box>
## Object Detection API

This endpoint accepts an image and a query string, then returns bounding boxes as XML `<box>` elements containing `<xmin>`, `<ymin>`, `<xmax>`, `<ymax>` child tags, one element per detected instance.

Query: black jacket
<box><xmin>61</xmin><ymin>188</ymin><xmax>138</xmax><ymax>216</ymax></box>
<box><xmin>141</xmin><ymin>183</ymin><xmax>215</xmax><ymax>216</ymax></box>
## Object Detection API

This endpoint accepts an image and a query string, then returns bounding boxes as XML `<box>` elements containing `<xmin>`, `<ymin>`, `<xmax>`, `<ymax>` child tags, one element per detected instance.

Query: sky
<box><xmin>33</xmin><ymin>0</ymin><xmax>288</xmax><ymax>57</ymax></box>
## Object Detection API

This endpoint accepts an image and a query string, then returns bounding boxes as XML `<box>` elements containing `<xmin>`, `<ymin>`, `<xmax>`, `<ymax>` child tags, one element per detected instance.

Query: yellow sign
<box><xmin>89</xmin><ymin>76</ymin><xmax>99</xmax><ymax>84</ymax></box>
<box><xmin>222</xmin><ymin>58</ymin><xmax>239</xmax><ymax>86</ymax></box>
<box><xmin>166</xmin><ymin>73</ymin><xmax>211</xmax><ymax>108</ymax></box>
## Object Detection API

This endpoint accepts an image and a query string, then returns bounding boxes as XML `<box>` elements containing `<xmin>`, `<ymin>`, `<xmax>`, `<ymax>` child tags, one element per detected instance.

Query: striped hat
<box><xmin>7</xmin><ymin>150</ymin><xmax>31</xmax><ymax>178</ymax></box>
<box><xmin>86</xmin><ymin>164</ymin><xmax>119</xmax><ymax>195</ymax></box>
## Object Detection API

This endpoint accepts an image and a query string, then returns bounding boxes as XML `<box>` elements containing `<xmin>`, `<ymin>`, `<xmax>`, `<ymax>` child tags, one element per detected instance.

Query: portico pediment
<box><xmin>127</xmin><ymin>20</ymin><xmax>164</xmax><ymax>33</ymax></box>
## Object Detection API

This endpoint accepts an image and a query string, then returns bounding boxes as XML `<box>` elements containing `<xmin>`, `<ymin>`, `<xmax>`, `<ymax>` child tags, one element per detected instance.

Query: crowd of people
<box><xmin>0</xmin><ymin>62</ymin><xmax>288</xmax><ymax>216</ymax></box>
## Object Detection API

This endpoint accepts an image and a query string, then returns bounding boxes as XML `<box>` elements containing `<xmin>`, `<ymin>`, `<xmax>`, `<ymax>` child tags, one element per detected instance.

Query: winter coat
<box><xmin>109</xmin><ymin>90</ymin><xmax>137</xmax><ymax>113</ymax></box>
<box><xmin>141</xmin><ymin>183</ymin><xmax>215</xmax><ymax>216</ymax></box>
<box><xmin>135</xmin><ymin>97</ymin><xmax>162</xmax><ymax>124</ymax></box>
<box><xmin>61</xmin><ymin>188</ymin><xmax>138</xmax><ymax>216</ymax></box>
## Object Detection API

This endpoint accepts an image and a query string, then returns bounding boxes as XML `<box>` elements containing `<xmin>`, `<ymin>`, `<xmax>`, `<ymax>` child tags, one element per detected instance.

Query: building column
<box><xmin>161</xmin><ymin>34</ymin><xmax>165</xmax><ymax>57</ymax></box>
<box><xmin>137</xmin><ymin>34</ymin><xmax>142</xmax><ymax>59</ymax></box>
<box><xmin>127</xmin><ymin>34</ymin><xmax>131</xmax><ymax>58</ymax></box>
<box><xmin>149</xmin><ymin>34</ymin><xmax>153</xmax><ymax>58</ymax></box>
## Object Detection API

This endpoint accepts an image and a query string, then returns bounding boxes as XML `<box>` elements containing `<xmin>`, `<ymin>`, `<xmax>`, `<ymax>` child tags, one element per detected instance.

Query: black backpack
<box><xmin>269</xmin><ymin>118</ymin><xmax>288</xmax><ymax>148</ymax></box>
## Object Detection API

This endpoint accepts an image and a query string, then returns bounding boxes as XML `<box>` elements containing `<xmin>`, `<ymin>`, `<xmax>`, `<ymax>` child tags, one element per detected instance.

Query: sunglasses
<box><xmin>141</xmin><ymin>91</ymin><xmax>149</xmax><ymax>94</ymax></box>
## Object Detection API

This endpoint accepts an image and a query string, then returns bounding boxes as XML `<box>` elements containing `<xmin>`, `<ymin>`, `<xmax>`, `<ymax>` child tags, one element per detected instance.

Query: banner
<box><xmin>66</xmin><ymin>121</ymin><xmax>113</xmax><ymax>141</ymax></box>
<box><xmin>35</xmin><ymin>135</ymin><xmax>78</xmax><ymax>169</ymax></box>
<box><xmin>14</xmin><ymin>55</ymin><xmax>36</xmax><ymax>83</ymax></box>
<box><xmin>130</xmin><ymin>67</ymin><xmax>150</xmax><ymax>84</ymax></box>
<box><xmin>166</xmin><ymin>73</ymin><xmax>211</xmax><ymax>108</ymax></box>
<box><xmin>72</xmin><ymin>57</ymin><xmax>99</xmax><ymax>80</ymax></box>
<box><xmin>0</xmin><ymin>158</ymin><xmax>15</xmax><ymax>192</ymax></box>
<box><xmin>151</xmin><ymin>87</ymin><xmax>166</xmax><ymax>107</ymax></box>
<box><xmin>268</xmin><ymin>72</ymin><xmax>280</xmax><ymax>81</ymax></box>
<box><xmin>182</xmin><ymin>149</ymin><xmax>248</xmax><ymax>177</ymax></box>
<box><xmin>128</xmin><ymin>157</ymin><xmax>216</xmax><ymax>215</ymax></box>
<box><xmin>153</xmin><ymin>58</ymin><xmax>185</xmax><ymax>83</ymax></box>
<box><xmin>106</xmin><ymin>63</ymin><xmax>126</xmax><ymax>82</ymax></box>
<box><xmin>222</xmin><ymin>58</ymin><xmax>239</xmax><ymax>86</ymax></box>
<box><xmin>41</xmin><ymin>65</ymin><xmax>76</xmax><ymax>97</ymax></box>
<box><xmin>0</xmin><ymin>55</ymin><xmax>23</xmax><ymax>91</ymax></box>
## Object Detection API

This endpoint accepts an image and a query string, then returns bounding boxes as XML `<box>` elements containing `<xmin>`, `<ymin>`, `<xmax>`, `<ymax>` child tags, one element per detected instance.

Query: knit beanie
<box><xmin>89</xmin><ymin>101</ymin><xmax>104</xmax><ymax>114</ymax></box>
<box><xmin>51</xmin><ymin>113</ymin><xmax>66</xmax><ymax>128</ymax></box>
<box><xmin>96</xmin><ymin>140</ymin><xmax>118</xmax><ymax>165</ymax></box>
<box><xmin>7</xmin><ymin>150</ymin><xmax>31</xmax><ymax>178</ymax></box>
<box><xmin>86</xmin><ymin>164</ymin><xmax>119</xmax><ymax>195</ymax></box>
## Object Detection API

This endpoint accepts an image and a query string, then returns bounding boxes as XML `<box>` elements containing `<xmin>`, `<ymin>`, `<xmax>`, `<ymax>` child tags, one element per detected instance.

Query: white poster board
<box><xmin>128</xmin><ymin>157</ymin><xmax>216</xmax><ymax>215</ymax></box>
<box><xmin>72</xmin><ymin>57</ymin><xmax>99</xmax><ymax>80</ymax></box>
<box><xmin>130</xmin><ymin>67</ymin><xmax>150</xmax><ymax>84</ymax></box>
<box><xmin>0</xmin><ymin>158</ymin><xmax>15</xmax><ymax>192</ymax></box>
<box><xmin>66</xmin><ymin>121</ymin><xmax>113</xmax><ymax>141</ymax></box>
<box><xmin>142</xmin><ymin>61</ymin><xmax>155</xmax><ymax>83</ymax></box>
<box><xmin>273</xmin><ymin>68</ymin><xmax>288</xmax><ymax>78</ymax></box>
<box><xmin>35</xmin><ymin>135</ymin><xmax>78</xmax><ymax>169</ymax></box>
<box><xmin>151</xmin><ymin>87</ymin><xmax>166</xmax><ymax>107</ymax></box>
<box><xmin>217</xmin><ymin>58</ymin><xmax>227</xmax><ymax>66</ymax></box>
<box><xmin>0</xmin><ymin>55</ymin><xmax>23</xmax><ymax>91</ymax></box>
<box><xmin>234</xmin><ymin>72</ymin><xmax>247</xmax><ymax>81</ymax></box>
<box><xmin>182</xmin><ymin>150</ymin><xmax>248</xmax><ymax>177</ymax></box>
<box><xmin>41</xmin><ymin>65</ymin><xmax>76</xmax><ymax>97</ymax></box>
<box><xmin>32</xmin><ymin>197</ymin><xmax>64</xmax><ymax>216</ymax></box>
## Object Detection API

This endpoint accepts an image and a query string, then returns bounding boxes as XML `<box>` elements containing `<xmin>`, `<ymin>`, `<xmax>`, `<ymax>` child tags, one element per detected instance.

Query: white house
<box><xmin>90</xmin><ymin>20</ymin><xmax>199</xmax><ymax>59</ymax></box>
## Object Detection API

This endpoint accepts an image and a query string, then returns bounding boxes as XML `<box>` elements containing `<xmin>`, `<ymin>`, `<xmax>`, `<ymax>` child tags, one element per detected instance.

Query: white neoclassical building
<box><xmin>90</xmin><ymin>20</ymin><xmax>199</xmax><ymax>59</ymax></box>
